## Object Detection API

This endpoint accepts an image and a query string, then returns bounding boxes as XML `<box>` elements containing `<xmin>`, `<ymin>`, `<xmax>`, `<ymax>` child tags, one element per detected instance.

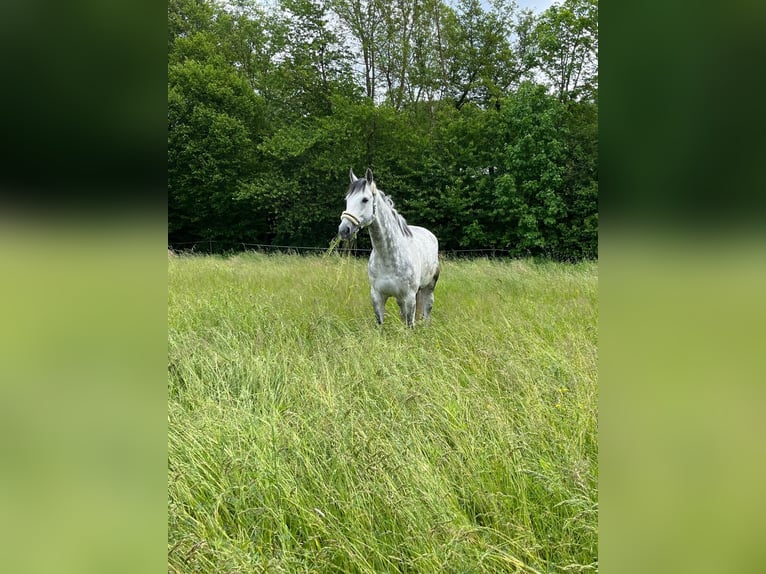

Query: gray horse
<box><xmin>339</xmin><ymin>168</ymin><xmax>440</xmax><ymax>326</ymax></box>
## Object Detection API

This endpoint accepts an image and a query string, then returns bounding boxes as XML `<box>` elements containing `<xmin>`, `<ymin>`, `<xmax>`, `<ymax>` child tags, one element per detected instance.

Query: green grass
<box><xmin>168</xmin><ymin>253</ymin><xmax>598</xmax><ymax>573</ymax></box>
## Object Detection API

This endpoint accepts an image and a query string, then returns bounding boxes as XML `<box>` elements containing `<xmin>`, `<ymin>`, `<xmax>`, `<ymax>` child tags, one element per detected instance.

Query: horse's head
<box><xmin>339</xmin><ymin>168</ymin><xmax>377</xmax><ymax>239</ymax></box>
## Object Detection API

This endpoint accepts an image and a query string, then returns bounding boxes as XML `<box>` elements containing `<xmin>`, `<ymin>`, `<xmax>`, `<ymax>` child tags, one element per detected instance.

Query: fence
<box><xmin>168</xmin><ymin>240</ymin><xmax>512</xmax><ymax>258</ymax></box>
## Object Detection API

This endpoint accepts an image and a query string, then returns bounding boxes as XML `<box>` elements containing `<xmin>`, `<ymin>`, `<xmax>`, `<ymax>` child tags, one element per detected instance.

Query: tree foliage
<box><xmin>168</xmin><ymin>0</ymin><xmax>598</xmax><ymax>259</ymax></box>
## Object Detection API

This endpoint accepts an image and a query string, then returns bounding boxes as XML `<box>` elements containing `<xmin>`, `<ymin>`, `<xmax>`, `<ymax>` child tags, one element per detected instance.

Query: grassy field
<box><xmin>168</xmin><ymin>253</ymin><xmax>598</xmax><ymax>573</ymax></box>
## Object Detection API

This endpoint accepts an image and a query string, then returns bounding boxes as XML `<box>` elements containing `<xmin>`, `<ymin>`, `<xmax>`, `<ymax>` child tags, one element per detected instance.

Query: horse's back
<box><xmin>410</xmin><ymin>225</ymin><xmax>438</xmax><ymax>252</ymax></box>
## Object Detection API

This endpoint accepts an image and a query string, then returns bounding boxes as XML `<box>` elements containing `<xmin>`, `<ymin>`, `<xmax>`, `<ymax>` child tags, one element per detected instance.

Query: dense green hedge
<box><xmin>169</xmin><ymin>0</ymin><xmax>598</xmax><ymax>260</ymax></box>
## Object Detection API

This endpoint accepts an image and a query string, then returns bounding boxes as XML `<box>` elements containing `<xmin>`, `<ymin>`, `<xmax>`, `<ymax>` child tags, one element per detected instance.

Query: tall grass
<box><xmin>168</xmin><ymin>253</ymin><xmax>597</xmax><ymax>573</ymax></box>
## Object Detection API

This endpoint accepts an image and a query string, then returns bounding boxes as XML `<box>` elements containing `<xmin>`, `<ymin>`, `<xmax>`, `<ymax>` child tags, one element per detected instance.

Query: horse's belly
<box><xmin>370</xmin><ymin>274</ymin><xmax>412</xmax><ymax>297</ymax></box>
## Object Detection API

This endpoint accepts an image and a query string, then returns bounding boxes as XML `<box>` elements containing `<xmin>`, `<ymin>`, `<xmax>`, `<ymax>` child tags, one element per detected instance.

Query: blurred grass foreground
<box><xmin>0</xmin><ymin>220</ymin><xmax>166</xmax><ymax>574</ymax></box>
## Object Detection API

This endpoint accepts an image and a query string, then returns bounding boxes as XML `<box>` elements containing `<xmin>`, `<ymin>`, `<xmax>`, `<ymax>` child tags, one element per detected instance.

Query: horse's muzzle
<box><xmin>339</xmin><ymin>211</ymin><xmax>361</xmax><ymax>239</ymax></box>
<box><xmin>338</xmin><ymin>220</ymin><xmax>357</xmax><ymax>240</ymax></box>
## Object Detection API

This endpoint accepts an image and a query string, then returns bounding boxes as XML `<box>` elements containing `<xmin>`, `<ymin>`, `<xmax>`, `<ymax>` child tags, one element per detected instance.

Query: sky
<box><xmin>467</xmin><ymin>0</ymin><xmax>559</xmax><ymax>14</ymax></box>
<box><xmin>239</xmin><ymin>0</ymin><xmax>559</xmax><ymax>16</ymax></box>
<box><xmin>517</xmin><ymin>0</ymin><xmax>557</xmax><ymax>13</ymax></box>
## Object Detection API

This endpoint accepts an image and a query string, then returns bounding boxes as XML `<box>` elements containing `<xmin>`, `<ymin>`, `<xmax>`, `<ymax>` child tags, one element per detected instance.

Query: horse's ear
<box><xmin>349</xmin><ymin>168</ymin><xmax>357</xmax><ymax>183</ymax></box>
<box><xmin>366</xmin><ymin>168</ymin><xmax>374</xmax><ymax>182</ymax></box>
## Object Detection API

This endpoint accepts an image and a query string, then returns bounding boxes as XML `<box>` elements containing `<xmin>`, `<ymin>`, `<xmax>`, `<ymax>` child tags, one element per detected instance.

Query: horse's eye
<box><xmin>361</xmin><ymin>198</ymin><xmax>369</xmax><ymax>203</ymax></box>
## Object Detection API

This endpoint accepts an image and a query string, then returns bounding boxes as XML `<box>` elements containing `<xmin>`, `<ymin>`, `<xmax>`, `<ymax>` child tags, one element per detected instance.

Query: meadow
<box><xmin>168</xmin><ymin>253</ymin><xmax>598</xmax><ymax>573</ymax></box>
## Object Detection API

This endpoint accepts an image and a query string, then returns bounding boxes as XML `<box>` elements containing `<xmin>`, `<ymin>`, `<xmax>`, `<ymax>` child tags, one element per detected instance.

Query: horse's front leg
<box><xmin>397</xmin><ymin>292</ymin><xmax>417</xmax><ymax>327</ymax></box>
<box><xmin>371</xmin><ymin>289</ymin><xmax>386</xmax><ymax>325</ymax></box>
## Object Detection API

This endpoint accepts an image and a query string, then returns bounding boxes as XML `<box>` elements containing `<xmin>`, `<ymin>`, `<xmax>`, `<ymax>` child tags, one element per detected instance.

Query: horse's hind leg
<box><xmin>421</xmin><ymin>288</ymin><xmax>435</xmax><ymax>321</ymax></box>
<box><xmin>415</xmin><ymin>289</ymin><xmax>424</xmax><ymax>320</ymax></box>
<box><xmin>421</xmin><ymin>269</ymin><xmax>439</xmax><ymax>321</ymax></box>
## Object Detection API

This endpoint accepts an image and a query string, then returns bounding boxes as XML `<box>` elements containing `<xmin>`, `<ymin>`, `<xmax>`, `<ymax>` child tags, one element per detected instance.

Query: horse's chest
<box><xmin>369</xmin><ymin>257</ymin><xmax>416</xmax><ymax>296</ymax></box>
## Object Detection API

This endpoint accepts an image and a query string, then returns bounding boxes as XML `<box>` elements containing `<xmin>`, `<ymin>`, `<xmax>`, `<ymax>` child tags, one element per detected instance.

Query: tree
<box><xmin>168</xmin><ymin>0</ymin><xmax>269</xmax><ymax>245</ymax></box>
<box><xmin>441</xmin><ymin>0</ymin><xmax>520</xmax><ymax>109</ymax></box>
<box><xmin>532</xmin><ymin>0</ymin><xmax>598</xmax><ymax>101</ymax></box>
<box><xmin>376</xmin><ymin>0</ymin><xmax>418</xmax><ymax>109</ymax></box>
<box><xmin>168</xmin><ymin>57</ymin><xmax>267</xmax><ymax>243</ymax></box>
<box><xmin>331</xmin><ymin>0</ymin><xmax>382</xmax><ymax>101</ymax></box>
<box><xmin>272</xmin><ymin>0</ymin><xmax>356</xmax><ymax>117</ymax></box>
<box><xmin>168</xmin><ymin>0</ymin><xmax>214</xmax><ymax>53</ymax></box>
<box><xmin>491</xmin><ymin>84</ymin><xmax>567</xmax><ymax>254</ymax></box>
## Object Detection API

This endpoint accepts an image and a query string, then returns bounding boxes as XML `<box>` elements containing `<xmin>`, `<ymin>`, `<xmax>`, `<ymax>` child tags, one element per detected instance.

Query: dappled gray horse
<box><xmin>339</xmin><ymin>168</ymin><xmax>440</xmax><ymax>326</ymax></box>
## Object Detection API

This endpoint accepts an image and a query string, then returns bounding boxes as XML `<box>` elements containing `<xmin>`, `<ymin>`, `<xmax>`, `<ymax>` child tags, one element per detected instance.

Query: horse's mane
<box><xmin>346</xmin><ymin>180</ymin><xmax>413</xmax><ymax>238</ymax></box>
<box><xmin>381</xmin><ymin>192</ymin><xmax>413</xmax><ymax>238</ymax></box>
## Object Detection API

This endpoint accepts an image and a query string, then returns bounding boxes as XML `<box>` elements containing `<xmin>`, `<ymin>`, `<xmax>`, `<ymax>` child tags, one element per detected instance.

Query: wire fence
<box><xmin>168</xmin><ymin>239</ymin><xmax>512</xmax><ymax>258</ymax></box>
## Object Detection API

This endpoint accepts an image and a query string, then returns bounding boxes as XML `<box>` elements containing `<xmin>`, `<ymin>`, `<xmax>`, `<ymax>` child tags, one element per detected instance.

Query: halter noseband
<box><xmin>340</xmin><ymin>210</ymin><xmax>361</xmax><ymax>227</ymax></box>
<box><xmin>340</xmin><ymin>183</ymin><xmax>377</xmax><ymax>229</ymax></box>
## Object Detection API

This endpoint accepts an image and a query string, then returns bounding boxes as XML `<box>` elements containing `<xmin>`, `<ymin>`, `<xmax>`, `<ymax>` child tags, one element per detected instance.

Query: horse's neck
<box><xmin>368</xmin><ymin>198</ymin><xmax>407</xmax><ymax>263</ymax></box>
